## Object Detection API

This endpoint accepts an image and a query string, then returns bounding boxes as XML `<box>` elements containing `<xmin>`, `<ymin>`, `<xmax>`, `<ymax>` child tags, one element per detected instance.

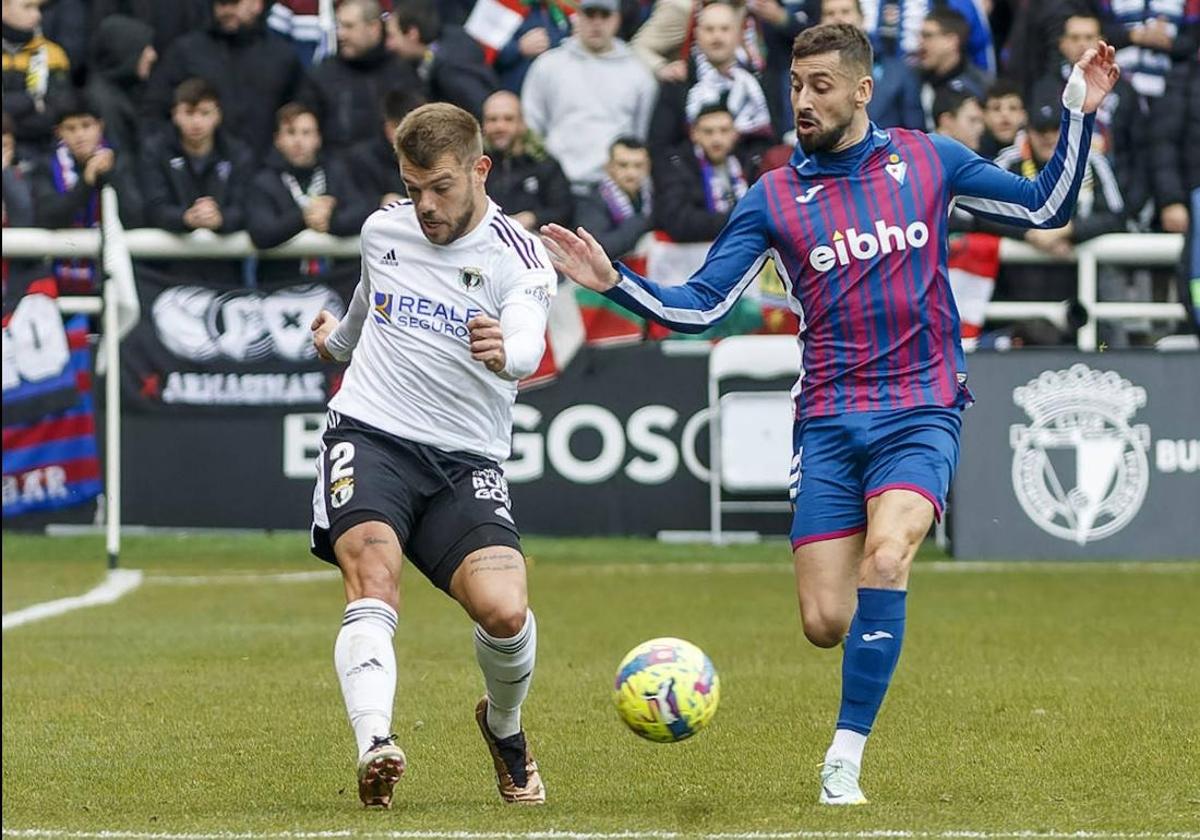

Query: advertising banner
<box><xmin>953</xmin><ymin>353</ymin><xmax>1199</xmax><ymax>559</ymax></box>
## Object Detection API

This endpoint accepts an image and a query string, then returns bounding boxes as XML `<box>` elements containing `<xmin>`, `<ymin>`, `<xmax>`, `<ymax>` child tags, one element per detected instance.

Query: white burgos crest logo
<box><xmin>1009</xmin><ymin>364</ymin><xmax>1150</xmax><ymax>545</ymax></box>
<box><xmin>808</xmin><ymin>219</ymin><xmax>929</xmax><ymax>273</ymax></box>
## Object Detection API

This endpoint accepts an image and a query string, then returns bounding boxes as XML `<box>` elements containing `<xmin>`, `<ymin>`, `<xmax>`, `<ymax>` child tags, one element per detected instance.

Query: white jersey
<box><xmin>326</xmin><ymin>199</ymin><xmax>555</xmax><ymax>462</ymax></box>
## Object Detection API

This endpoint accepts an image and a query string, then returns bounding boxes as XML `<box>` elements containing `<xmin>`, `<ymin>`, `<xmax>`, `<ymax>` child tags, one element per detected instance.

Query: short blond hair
<box><xmin>394</xmin><ymin>103</ymin><xmax>483</xmax><ymax>169</ymax></box>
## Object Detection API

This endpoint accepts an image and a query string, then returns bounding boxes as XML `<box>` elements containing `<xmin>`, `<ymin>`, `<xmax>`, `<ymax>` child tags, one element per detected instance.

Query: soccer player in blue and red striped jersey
<box><xmin>542</xmin><ymin>23</ymin><xmax>1120</xmax><ymax>805</ymax></box>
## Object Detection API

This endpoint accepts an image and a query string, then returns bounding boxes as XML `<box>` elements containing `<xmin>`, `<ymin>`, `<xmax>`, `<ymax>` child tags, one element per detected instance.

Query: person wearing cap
<box><xmin>521</xmin><ymin>0</ymin><xmax>657</xmax><ymax>190</ymax></box>
<box><xmin>989</xmin><ymin>79</ymin><xmax>1127</xmax><ymax>318</ymax></box>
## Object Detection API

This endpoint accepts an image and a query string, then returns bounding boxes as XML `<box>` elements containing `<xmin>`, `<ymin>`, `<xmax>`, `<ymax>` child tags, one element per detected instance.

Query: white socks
<box><xmin>335</xmin><ymin>598</ymin><xmax>398</xmax><ymax>758</ymax></box>
<box><xmin>826</xmin><ymin>728</ymin><xmax>868</xmax><ymax>768</ymax></box>
<box><xmin>474</xmin><ymin>609</ymin><xmax>537</xmax><ymax>739</ymax></box>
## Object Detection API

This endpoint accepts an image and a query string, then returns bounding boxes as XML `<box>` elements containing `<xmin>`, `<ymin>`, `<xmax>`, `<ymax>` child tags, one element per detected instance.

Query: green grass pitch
<box><xmin>3</xmin><ymin>533</ymin><xmax>1199</xmax><ymax>837</ymax></box>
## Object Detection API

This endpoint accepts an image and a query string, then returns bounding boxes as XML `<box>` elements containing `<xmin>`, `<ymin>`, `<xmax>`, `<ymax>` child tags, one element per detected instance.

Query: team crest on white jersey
<box><xmin>885</xmin><ymin>153</ymin><xmax>908</xmax><ymax>186</ymax></box>
<box><xmin>1009</xmin><ymin>364</ymin><xmax>1150</xmax><ymax>545</ymax></box>
<box><xmin>459</xmin><ymin>266</ymin><xmax>485</xmax><ymax>291</ymax></box>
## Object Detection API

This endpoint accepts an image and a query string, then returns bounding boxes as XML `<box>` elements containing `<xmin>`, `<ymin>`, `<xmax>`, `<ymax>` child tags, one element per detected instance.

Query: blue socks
<box><xmin>836</xmin><ymin>587</ymin><xmax>907</xmax><ymax>736</ymax></box>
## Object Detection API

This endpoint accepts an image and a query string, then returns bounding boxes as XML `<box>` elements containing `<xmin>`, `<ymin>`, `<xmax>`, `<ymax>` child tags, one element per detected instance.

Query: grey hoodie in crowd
<box><xmin>521</xmin><ymin>36</ymin><xmax>657</xmax><ymax>188</ymax></box>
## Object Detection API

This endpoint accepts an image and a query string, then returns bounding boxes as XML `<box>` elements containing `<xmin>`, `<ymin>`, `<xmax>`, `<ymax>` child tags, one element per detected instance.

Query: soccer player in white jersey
<box><xmin>308</xmin><ymin>103</ymin><xmax>556</xmax><ymax>808</ymax></box>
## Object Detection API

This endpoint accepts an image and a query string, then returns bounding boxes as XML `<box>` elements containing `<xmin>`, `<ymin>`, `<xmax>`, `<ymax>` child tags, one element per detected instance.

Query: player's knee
<box><xmin>862</xmin><ymin>536</ymin><xmax>910</xmax><ymax>588</ymax></box>
<box><xmin>801</xmin><ymin>612</ymin><xmax>849</xmax><ymax>648</ymax></box>
<box><xmin>476</xmin><ymin>599</ymin><xmax>528</xmax><ymax>639</ymax></box>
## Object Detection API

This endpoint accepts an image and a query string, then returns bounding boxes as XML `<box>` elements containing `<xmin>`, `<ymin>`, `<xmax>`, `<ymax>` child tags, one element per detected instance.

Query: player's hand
<box><xmin>1160</xmin><ymin>203</ymin><xmax>1190</xmax><ymax>233</ymax></box>
<box><xmin>540</xmin><ymin>223</ymin><xmax>620</xmax><ymax>293</ymax></box>
<box><xmin>1072</xmin><ymin>41</ymin><xmax>1120</xmax><ymax>114</ymax></box>
<box><xmin>311</xmin><ymin>309</ymin><xmax>339</xmax><ymax>362</ymax></box>
<box><xmin>468</xmin><ymin>314</ymin><xmax>506</xmax><ymax>373</ymax></box>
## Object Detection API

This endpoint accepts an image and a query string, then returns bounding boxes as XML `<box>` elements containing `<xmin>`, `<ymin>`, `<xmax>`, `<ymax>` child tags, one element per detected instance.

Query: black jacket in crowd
<box><xmin>84</xmin><ymin>15</ymin><xmax>155</xmax><ymax>158</ymax></box>
<box><xmin>246</xmin><ymin>149</ymin><xmax>372</xmax><ymax>285</ymax></box>
<box><xmin>142</xmin><ymin>17</ymin><xmax>302</xmax><ymax>158</ymax></box>
<box><xmin>31</xmin><ymin>148</ymin><xmax>143</xmax><ymax>228</ymax></box>
<box><xmin>424</xmin><ymin>24</ymin><xmax>499</xmax><ymax>121</ymax></box>
<box><xmin>299</xmin><ymin>43</ymin><xmax>421</xmax><ymax>152</ymax></box>
<box><xmin>573</xmin><ymin>182</ymin><xmax>652</xmax><ymax>259</ymax></box>
<box><xmin>484</xmin><ymin>146</ymin><xmax>573</xmax><ymax>229</ymax></box>
<box><xmin>1149</xmin><ymin>53</ymin><xmax>1200</xmax><ymax>211</ymax></box>
<box><xmin>88</xmin><ymin>0</ymin><xmax>211</xmax><ymax>58</ymax></box>
<box><xmin>345</xmin><ymin>133</ymin><xmax>405</xmax><ymax>208</ymax></box>
<box><xmin>139</xmin><ymin>128</ymin><xmax>253</xmax><ymax>232</ymax></box>
<box><xmin>653</xmin><ymin>143</ymin><xmax>752</xmax><ymax>244</ymax></box>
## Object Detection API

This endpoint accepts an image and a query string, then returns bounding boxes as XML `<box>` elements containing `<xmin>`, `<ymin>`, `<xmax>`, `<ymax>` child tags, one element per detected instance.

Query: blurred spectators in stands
<box><xmin>1149</xmin><ymin>49</ymin><xmax>1199</xmax><ymax>332</ymax></box>
<box><xmin>246</xmin><ymin>103</ymin><xmax>371</xmax><ymax>285</ymax></box>
<box><xmin>991</xmin><ymin>83</ymin><xmax>1126</xmax><ymax>303</ymax></box>
<box><xmin>822</xmin><ymin>0</ymin><xmax>924</xmax><ymax>130</ymax></box>
<box><xmin>574</xmin><ymin>135</ymin><xmax>654</xmax><ymax>259</ymax></box>
<box><xmin>1039</xmin><ymin>12</ymin><xmax>1151</xmax><ymax>225</ymax></box>
<box><xmin>650</xmin><ymin>3</ymin><xmax>775</xmax><ymax>160</ymax></box>
<box><xmin>2</xmin><ymin>0</ymin><xmax>71</xmax><ymax>160</ymax></box>
<box><xmin>89</xmin><ymin>0</ymin><xmax>211</xmax><ymax>59</ymax></box>
<box><xmin>1002</xmin><ymin>0</ymin><xmax>1081</xmax><ymax>99</ymax></box>
<box><xmin>299</xmin><ymin>0</ymin><xmax>420</xmax><ymax>154</ymax></box>
<box><xmin>750</xmin><ymin>0</ymin><xmax>815</xmax><ymax>138</ymax></box>
<box><xmin>141</xmin><ymin>80</ymin><xmax>251</xmax><ymax>236</ymax></box>
<box><xmin>346</xmin><ymin>88</ymin><xmax>422</xmax><ymax>208</ymax></box>
<box><xmin>918</xmin><ymin>8</ymin><xmax>989</xmax><ymax>129</ymax></box>
<box><xmin>979</xmin><ymin>78</ymin><xmax>1025</xmax><ymax>158</ymax></box>
<box><xmin>523</xmin><ymin>0</ymin><xmax>657</xmax><ymax>191</ymax></box>
<box><xmin>3</xmin><ymin>110</ymin><xmax>36</xmax><ymax>287</ymax></box>
<box><xmin>38</xmin><ymin>0</ymin><xmax>86</xmax><ymax>80</ymax></box>
<box><xmin>2</xmin><ymin>111</ymin><xmax>33</xmax><ymax>227</ymax></box>
<box><xmin>1150</xmin><ymin>49</ymin><xmax>1199</xmax><ymax>235</ymax></box>
<box><xmin>1099</xmin><ymin>0</ymin><xmax>1199</xmax><ymax>99</ymax></box>
<box><xmin>494</xmin><ymin>0</ymin><xmax>572</xmax><ymax>93</ymax></box>
<box><xmin>85</xmin><ymin>16</ymin><xmax>157</xmax><ymax>159</ymax></box>
<box><xmin>143</xmin><ymin>0</ymin><xmax>302</xmax><ymax>159</ymax></box>
<box><xmin>32</xmin><ymin>93</ymin><xmax>143</xmax><ymax>292</ymax></box>
<box><xmin>386</xmin><ymin>0</ymin><xmax>498</xmax><ymax>120</ymax></box>
<box><xmin>858</xmin><ymin>0</ymin><xmax>924</xmax><ymax>61</ymax></box>
<box><xmin>932</xmin><ymin>88</ymin><xmax>985</xmax><ymax>149</ymax></box>
<box><xmin>654</xmin><ymin>101</ymin><xmax>750</xmax><ymax>243</ymax></box>
<box><xmin>267</xmin><ymin>0</ymin><xmax>337</xmax><ymax>66</ymax></box>
<box><xmin>141</xmin><ymin>79</ymin><xmax>252</xmax><ymax>283</ymax></box>
<box><xmin>482</xmin><ymin>91</ymin><xmax>573</xmax><ymax>231</ymax></box>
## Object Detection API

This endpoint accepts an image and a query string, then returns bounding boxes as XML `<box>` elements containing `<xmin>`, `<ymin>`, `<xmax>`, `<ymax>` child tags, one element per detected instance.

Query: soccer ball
<box><xmin>613</xmin><ymin>637</ymin><xmax>720</xmax><ymax>743</ymax></box>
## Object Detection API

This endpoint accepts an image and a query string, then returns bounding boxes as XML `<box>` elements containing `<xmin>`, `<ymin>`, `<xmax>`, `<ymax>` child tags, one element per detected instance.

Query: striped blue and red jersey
<box><xmin>605</xmin><ymin>107</ymin><xmax>1096</xmax><ymax>419</ymax></box>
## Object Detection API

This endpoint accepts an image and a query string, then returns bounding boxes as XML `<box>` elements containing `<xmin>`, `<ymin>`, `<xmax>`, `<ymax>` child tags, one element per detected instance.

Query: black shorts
<box><xmin>310</xmin><ymin>410</ymin><xmax>523</xmax><ymax>592</ymax></box>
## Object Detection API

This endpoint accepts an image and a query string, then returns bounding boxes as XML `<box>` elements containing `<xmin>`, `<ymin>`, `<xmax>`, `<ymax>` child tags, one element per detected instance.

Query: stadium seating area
<box><xmin>3</xmin><ymin>0</ymin><xmax>1199</xmax><ymax>346</ymax></box>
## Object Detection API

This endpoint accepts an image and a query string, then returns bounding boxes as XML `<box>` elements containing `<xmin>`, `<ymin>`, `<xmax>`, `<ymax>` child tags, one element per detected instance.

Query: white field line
<box><xmin>139</xmin><ymin>561</ymin><xmax>1200</xmax><ymax>587</ymax></box>
<box><xmin>1</xmin><ymin>569</ymin><xmax>143</xmax><ymax>631</ymax></box>
<box><xmin>4</xmin><ymin>829</ymin><xmax>1200</xmax><ymax>840</ymax></box>
<box><xmin>147</xmin><ymin>570</ymin><xmax>341</xmax><ymax>585</ymax></box>
<box><xmin>545</xmin><ymin>561</ymin><xmax>1200</xmax><ymax>576</ymax></box>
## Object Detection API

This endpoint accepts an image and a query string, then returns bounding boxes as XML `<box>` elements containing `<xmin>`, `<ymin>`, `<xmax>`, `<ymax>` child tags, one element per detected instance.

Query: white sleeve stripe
<box><xmin>956</xmin><ymin>111</ymin><xmax>1086</xmax><ymax>224</ymax></box>
<box><xmin>617</xmin><ymin>254</ymin><xmax>767</xmax><ymax>326</ymax></box>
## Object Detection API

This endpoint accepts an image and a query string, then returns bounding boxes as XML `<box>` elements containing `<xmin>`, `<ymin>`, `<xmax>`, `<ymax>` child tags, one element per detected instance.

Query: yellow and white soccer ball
<box><xmin>613</xmin><ymin>637</ymin><xmax>720</xmax><ymax>743</ymax></box>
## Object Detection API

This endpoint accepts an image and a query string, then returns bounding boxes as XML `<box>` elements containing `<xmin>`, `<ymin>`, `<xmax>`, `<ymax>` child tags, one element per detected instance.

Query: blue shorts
<box><xmin>789</xmin><ymin>407</ymin><xmax>962</xmax><ymax>548</ymax></box>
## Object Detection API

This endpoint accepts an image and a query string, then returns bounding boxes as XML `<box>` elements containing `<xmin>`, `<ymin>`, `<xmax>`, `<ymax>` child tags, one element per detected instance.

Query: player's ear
<box><xmin>856</xmin><ymin>74</ymin><xmax>874</xmax><ymax>109</ymax></box>
<box><xmin>474</xmin><ymin>154</ymin><xmax>492</xmax><ymax>182</ymax></box>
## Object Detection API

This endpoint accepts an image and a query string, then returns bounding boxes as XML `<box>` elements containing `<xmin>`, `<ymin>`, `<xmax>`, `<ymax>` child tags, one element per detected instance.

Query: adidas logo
<box><xmin>381</xmin><ymin>248</ymin><xmax>398</xmax><ymax>266</ymax></box>
<box><xmin>346</xmin><ymin>657</ymin><xmax>385</xmax><ymax>677</ymax></box>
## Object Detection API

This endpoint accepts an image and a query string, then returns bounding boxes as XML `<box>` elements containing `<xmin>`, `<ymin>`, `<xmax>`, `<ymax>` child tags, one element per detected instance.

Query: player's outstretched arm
<box><xmin>938</xmin><ymin>43</ymin><xmax>1119</xmax><ymax>230</ymax></box>
<box><xmin>540</xmin><ymin>186</ymin><xmax>771</xmax><ymax>335</ymax></box>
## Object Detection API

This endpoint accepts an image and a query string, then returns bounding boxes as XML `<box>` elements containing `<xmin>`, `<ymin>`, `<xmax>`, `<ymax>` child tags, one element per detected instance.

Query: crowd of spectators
<box><xmin>3</xmin><ymin>0</ymin><xmax>1198</xmax><ymax>342</ymax></box>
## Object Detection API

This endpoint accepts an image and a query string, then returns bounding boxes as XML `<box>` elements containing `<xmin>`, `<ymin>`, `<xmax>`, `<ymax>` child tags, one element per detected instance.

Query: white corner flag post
<box><xmin>98</xmin><ymin>185</ymin><xmax>139</xmax><ymax>569</ymax></box>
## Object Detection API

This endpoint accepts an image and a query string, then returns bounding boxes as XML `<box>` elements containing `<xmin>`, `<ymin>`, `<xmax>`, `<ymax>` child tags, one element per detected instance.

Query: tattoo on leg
<box><xmin>363</xmin><ymin>536</ymin><xmax>391</xmax><ymax>547</ymax></box>
<box><xmin>469</xmin><ymin>561</ymin><xmax>521</xmax><ymax>577</ymax></box>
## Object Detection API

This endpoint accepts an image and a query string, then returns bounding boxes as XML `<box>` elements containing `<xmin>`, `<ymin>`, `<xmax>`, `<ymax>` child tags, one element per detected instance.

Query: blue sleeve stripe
<box><xmin>612</xmin><ymin>254</ymin><xmax>768</xmax><ymax>328</ymax></box>
<box><xmin>955</xmin><ymin>110</ymin><xmax>1087</xmax><ymax>224</ymax></box>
